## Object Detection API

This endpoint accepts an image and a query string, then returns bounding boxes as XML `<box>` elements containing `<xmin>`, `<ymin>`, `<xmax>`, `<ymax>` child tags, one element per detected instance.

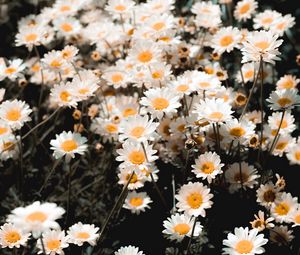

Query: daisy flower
<box><xmin>50</xmin><ymin>82</ymin><xmax>78</xmax><ymax>108</ymax></box>
<box><xmin>105</xmin><ymin>0</ymin><xmax>135</xmax><ymax>15</ymax></box>
<box><xmin>175</xmin><ymin>182</ymin><xmax>213</xmax><ymax>217</ymax></box>
<box><xmin>102</xmin><ymin>68</ymin><xmax>129</xmax><ymax>89</ymax></box>
<box><xmin>269</xmin><ymin>225</ymin><xmax>294</xmax><ymax>246</ymax></box>
<box><xmin>192</xmin><ymin>71</ymin><xmax>221</xmax><ymax>91</ymax></box>
<box><xmin>123</xmin><ymin>191</ymin><xmax>152</xmax><ymax>215</ymax></box>
<box><xmin>268</xmin><ymin>111</ymin><xmax>296</xmax><ymax>135</ymax></box>
<box><xmin>289</xmin><ymin>206</ymin><xmax>300</xmax><ymax>227</ymax></box>
<box><xmin>15</xmin><ymin>25</ymin><xmax>45</xmax><ymax>50</ymax></box>
<box><xmin>191</xmin><ymin>152</ymin><xmax>224</xmax><ymax>183</ymax></box>
<box><xmin>267</xmin><ymin>89</ymin><xmax>300</xmax><ymax>110</ymax></box>
<box><xmin>7</xmin><ymin>201</ymin><xmax>65</xmax><ymax>237</ymax></box>
<box><xmin>168</xmin><ymin>76</ymin><xmax>194</xmax><ymax>96</ymax></box>
<box><xmin>225</xmin><ymin>162</ymin><xmax>260</xmax><ymax>193</ymax></box>
<box><xmin>222</xmin><ymin>227</ymin><xmax>268</xmax><ymax>255</ymax></box>
<box><xmin>60</xmin><ymin>45</ymin><xmax>79</xmax><ymax>62</ymax></box>
<box><xmin>0</xmin><ymin>120</ymin><xmax>11</xmax><ymax>139</ymax></box>
<box><xmin>237</xmin><ymin>63</ymin><xmax>256</xmax><ymax>83</ymax></box>
<box><xmin>256</xmin><ymin>182</ymin><xmax>281</xmax><ymax>207</ymax></box>
<box><xmin>144</xmin><ymin>0</ymin><xmax>175</xmax><ymax>14</ymax></box>
<box><xmin>253</xmin><ymin>10</ymin><xmax>282</xmax><ymax>30</ymax></box>
<box><xmin>270</xmin><ymin>14</ymin><xmax>295</xmax><ymax>36</ymax></box>
<box><xmin>286</xmin><ymin>141</ymin><xmax>300</xmax><ymax>165</ymax></box>
<box><xmin>116</xmin><ymin>140</ymin><xmax>158</xmax><ymax>168</ymax></box>
<box><xmin>37</xmin><ymin>230</ymin><xmax>69</xmax><ymax>255</ymax></box>
<box><xmin>250</xmin><ymin>211</ymin><xmax>274</xmax><ymax>232</ymax></box>
<box><xmin>50</xmin><ymin>131</ymin><xmax>88</xmax><ymax>160</ymax></box>
<box><xmin>224</xmin><ymin>118</ymin><xmax>255</xmax><ymax>144</ymax></box>
<box><xmin>140</xmin><ymin>87</ymin><xmax>181</xmax><ymax>119</ymax></box>
<box><xmin>0</xmin><ymin>135</ymin><xmax>20</xmax><ymax>161</ymax></box>
<box><xmin>0</xmin><ymin>99</ymin><xmax>32</xmax><ymax>130</ymax></box>
<box><xmin>119</xmin><ymin>115</ymin><xmax>158</xmax><ymax>143</ymax></box>
<box><xmin>241</xmin><ymin>30</ymin><xmax>283</xmax><ymax>64</ymax></box>
<box><xmin>67</xmin><ymin>222</ymin><xmax>99</xmax><ymax>246</ymax></box>
<box><xmin>234</xmin><ymin>0</ymin><xmax>258</xmax><ymax>21</ymax></box>
<box><xmin>244</xmin><ymin>110</ymin><xmax>263</xmax><ymax>124</ymax></box>
<box><xmin>0</xmin><ymin>58</ymin><xmax>26</xmax><ymax>81</ymax></box>
<box><xmin>118</xmin><ymin>166</ymin><xmax>146</xmax><ymax>190</ymax></box>
<box><xmin>53</xmin><ymin>17</ymin><xmax>82</xmax><ymax>38</ymax></box>
<box><xmin>114</xmin><ymin>245</ymin><xmax>145</xmax><ymax>255</ymax></box>
<box><xmin>162</xmin><ymin>213</ymin><xmax>202</xmax><ymax>242</ymax></box>
<box><xmin>192</xmin><ymin>2</ymin><xmax>222</xmax><ymax>29</ymax></box>
<box><xmin>128</xmin><ymin>40</ymin><xmax>162</xmax><ymax>66</ymax></box>
<box><xmin>42</xmin><ymin>50</ymin><xmax>67</xmax><ymax>73</ymax></box>
<box><xmin>212</xmin><ymin>26</ymin><xmax>241</xmax><ymax>54</ymax></box>
<box><xmin>276</xmin><ymin>74</ymin><xmax>299</xmax><ymax>90</ymax></box>
<box><xmin>271</xmin><ymin>134</ymin><xmax>295</xmax><ymax>157</ymax></box>
<box><xmin>193</xmin><ymin>98</ymin><xmax>233</xmax><ymax>123</ymax></box>
<box><xmin>0</xmin><ymin>223</ymin><xmax>30</xmax><ymax>249</ymax></box>
<box><xmin>271</xmin><ymin>192</ymin><xmax>298</xmax><ymax>223</ymax></box>
<box><xmin>90</xmin><ymin>117</ymin><xmax>120</xmax><ymax>142</ymax></box>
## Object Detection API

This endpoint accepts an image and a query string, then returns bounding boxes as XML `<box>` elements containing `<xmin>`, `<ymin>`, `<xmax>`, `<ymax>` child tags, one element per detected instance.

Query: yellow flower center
<box><xmin>152</xmin><ymin>97</ymin><xmax>169</xmax><ymax>110</ymax></box>
<box><xmin>60</xmin><ymin>5</ymin><xmax>71</xmax><ymax>12</ymax></box>
<box><xmin>244</xmin><ymin>70</ymin><xmax>254</xmax><ymax>79</ymax></box>
<box><xmin>294</xmin><ymin>151</ymin><xmax>300</xmax><ymax>161</ymax></box>
<box><xmin>25</xmin><ymin>33</ymin><xmax>38</xmax><ymax>42</ymax></box>
<box><xmin>294</xmin><ymin>214</ymin><xmax>300</xmax><ymax>224</ymax></box>
<box><xmin>152</xmin><ymin>22</ymin><xmax>165</xmax><ymax>31</ymax></box>
<box><xmin>78</xmin><ymin>88</ymin><xmax>89</xmax><ymax>94</ymax></box>
<box><xmin>208</xmin><ymin>112</ymin><xmax>224</xmax><ymax>121</ymax></box>
<box><xmin>105</xmin><ymin>123</ymin><xmax>118</xmax><ymax>133</ymax></box>
<box><xmin>0</xmin><ymin>127</ymin><xmax>8</xmax><ymax>135</ymax></box>
<box><xmin>137</xmin><ymin>51</ymin><xmax>153</xmax><ymax>63</ymax></box>
<box><xmin>31</xmin><ymin>63</ymin><xmax>40</xmax><ymax>72</ymax></box>
<box><xmin>3</xmin><ymin>142</ymin><xmax>15</xmax><ymax>151</ymax></box>
<box><xmin>114</xmin><ymin>4</ymin><xmax>126</xmax><ymax>11</ymax></box>
<box><xmin>187</xmin><ymin>192</ymin><xmax>203</xmax><ymax>209</ymax></box>
<box><xmin>276</xmin><ymin>22</ymin><xmax>286</xmax><ymax>30</ymax></box>
<box><xmin>229</xmin><ymin>127</ymin><xmax>246</xmax><ymax>137</ymax></box>
<box><xmin>5</xmin><ymin>67</ymin><xmax>17</xmax><ymax>75</ymax></box>
<box><xmin>275</xmin><ymin>202</ymin><xmax>290</xmax><ymax>215</ymax></box>
<box><xmin>128</xmin><ymin>151</ymin><xmax>145</xmax><ymax>165</ymax></box>
<box><xmin>61</xmin><ymin>139</ymin><xmax>78</xmax><ymax>152</ymax></box>
<box><xmin>50</xmin><ymin>59</ymin><xmax>62</xmax><ymax>68</ymax></box>
<box><xmin>76</xmin><ymin>232</ymin><xmax>90</xmax><ymax>239</ymax></box>
<box><xmin>173</xmin><ymin>223</ymin><xmax>190</xmax><ymax>235</ymax></box>
<box><xmin>158</xmin><ymin>36</ymin><xmax>171</xmax><ymax>42</ymax></box>
<box><xmin>281</xmin><ymin>79</ymin><xmax>294</xmax><ymax>89</ymax></box>
<box><xmin>152</xmin><ymin>71</ymin><xmax>163</xmax><ymax>79</ymax></box>
<box><xmin>201</xmin><ymin>162</ymin><xmax>215</xmax><ymax>174</ymax></box>
<box><xmin>111</xmin><ymin>73</ymin><xmax>124</xmax><ymax>83</ymax></box>
<box><xmin>123</xmin><ymin>108</ymin><xmax>137</xmax><ymax>117</ymax></box>
<box><xmin>5</xmin><ymin>231</ymin><xmax>21</xmax><ymax>244</ymax></box>
<box><xmin>26</xmin><ymin>211</ymin><xmax>47</xmax><ymax>222</ymax></box>
<box><xmin>6</xmin><ymin>109</ymin><xmax>21</xmax><ymax>121</ymax></box>
<box><xmin>254</xmin><ymin>41</ymin><xmax>270</xmax><ymax>51</ymax></box>
<box><xmin>60</xmin><ymin>23</ymin><xmax>73</xmax><ymax>32</ymax></box>
<box><xmin>176</xmin><ymin>84</ymin><xmax>189</xmax><ymax>92</ymax></box>
<box><xmin>275</xmin><ymin>142</ymin><xmax>288</xmax><ymax>150</ymax></box>
<box><xmin>129</xmin><ymin>197</ymin><xmax>143</xmax><ymax>207</ymax></box>
<box><xmin>126</xmin><ymin>173</ymin><xmax>138</xmax><ymax>183</ymax></box>
<box><xmin>60</xmin><ymin>91</ymin><xmax>71</xmax><ymax>102</ymax></box>
<box><xmin>47</xmin><ymin>240</ymin><xmax>61</xmax><ymax>251</ymax></box>
<box><xmin>277</xmin><ymin>97</ymin><xmax>292</xmax><ymax>107</ymax></box>
<box><xmin>262</xmin><ymin>17</ymin><xmax>273</xmax><ymax>25</ymax></box>
<box><xmin>130</xmin><ymin>126</ymin><xmax>145</xmax><ymax>138</ymax></box>
<box><xmin>198</xmin><ymin>82</ymin><xmax>210</xmax><ymax>88</ymax></box>
<box><xmin>235</xmin><ymin>240</ymin><xmax>253</xmax><ymax>254</ymax></box>
<box><xmin>239</xmin><ymin>3</ymin><xmax>250</xmax><ymax>14</ymax></box>
<box><xmin>219</xmin><ymin>35</ymin><xmax>234</xmax><ymax>47</ymax></box>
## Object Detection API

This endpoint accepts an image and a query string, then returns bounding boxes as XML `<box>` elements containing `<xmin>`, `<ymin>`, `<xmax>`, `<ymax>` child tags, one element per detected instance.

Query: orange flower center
<box><xmin>60</xmin><ymin>5</ymin><xmax>71</xmax><ymax>12</ymax></box>
<box><xmin>254</xmin><ymin>41</ymin><xmax>270</xmax><ymax>51</ymax></box>
<box><xmin>78</xmin><ymin>88</ymin><xmax>89</xmax><ymax>94</ymax></box>
<box><xmin>60</xmin><ymin>91</ymin><xmax>71</xmax><ymax>102</ymax></box>
<box><xmin>126</xmin><ymin>172</ymin><xmax>138</xmax><ymax>183</ymax></box>
<box><xmin>50</xmin><ymin>59</ymin><xmax>62</xmax><ymax>68</ymax></box>
<box><xmin>176</xmin><ymin>84</ymin><xmax>189</xmax><ymax>92</ymax></box>
<box><xmin>275</xmin><ymin>202</ymin><xmax>290</xmax><ymax>215</ymax></box>
<box><xmin>130</xmin><ymin>126</ymin><xmax>145</xmax><ymax>138</ymax></box>
<box><xmin>275</xmin><ymin>142</ymin><xmax>288</xmax><ymax>150</ymax></box>
<box><xmin>60</xmin><ymin>23</ymin><xmax>73</xmax><ymax>32</ymax></box>
<box><xmin>235</xmin><ymin>240</ymin><xmax>253</xmax><ymax>254</ymax></box>
<box><xmin>244</xmin><ymin>70</ymin><xmax>254</xmax><ymax>79</ymax></box>
<box><xmin>152</xmin><ymin>98</ymin><xmax>169</xmax><ymax>110</ymax></box>
<box><xmin>277</xmin><ymin>97</ymin><xmax>292</xmax><ymax>107</ymax></box>
<box><xmin>123</xmin><ymin>108</ymin><xmax>136</xmax><ymax>117</ymax></box>
<box><xmin>111</xmin><ymin>73</ymin><xmax>124</xmax><ymax>83</ymax></box>
<box><xmin>0</xmin><ymin>127</ymin><xmax>8</xmax><ymax>135</ymax></box>
<box><xmin>5</xmin><ymin>231</ymin><xmax>21</xmax><ymax>243</ymax></box>
<box><xmin>229</xmin><ymin>127</ymin><xmax>246</xmax><ymax>137</ymax></box>
<box><xmin>76</xmin><ymin>232</ymin><xmax>90</xmax><ymax>239</ymax></box>
<box><xmin>208</xmin><ymin>112</ymin><xmax>224</xmax><ymax>121</ymax></box>
<box><xmin>219</xmin><ymin>35</ymin><xmax>234</xmax><ymax>47</ymax></box>
<box><xmin>239</xmin><ymin>3</ymin><xmax>250</xmax><ymax>14</ymax></box>
<box><xmin>105</xmin><ymin>123</ymin><xmax>118</xmax><ymax>133</ymax></box>
<box><xmin>128</xmin><ymin>151</ymin><xmax>145</xmax><ymax>165</ymax></box>
<box><xmin>152</xmin><ymin>22</ymin><xmax>165</xmax><ymax>31</ymax></box>
<box><xmin>294</xmin><ymin>151</ymin><xmax>300</xmax><ymax>161</ymax></box>
<box><xmin>294</xmin><ymin>214</ymin><xmax>300</xmax><ymax>224</ymax></box>
<box><xmin>187</xmin><ymin>192</ymin><xmax>203</xmax><ymax>209</ymax></box>
<box><xmin>25</xmin><ymin>33</ymin><xmax>38</xmax><ymax>42</ymax></box>
<box><xmin>26</xmin><ymin>211</ymin><xmax>47</xmax><ymax>222</ymax></box>
<box><xmin>152</xmin><ymin>71</ymin><xmax>163</xmax><ymax>79</ymax></box>
<box><xmin>61</xmin><ymin>139</ymin><xmax>78</xmax><ymax>152</ymax></box>
<box><xmin>47</xmin><ymin>240</ymin><xmax>61</xmax><ymax>251</ymax></box>
<box><xmin>114</xmin><ymin>4</ymin><xmax>126</xmax><ymax>11</ymax></box>
<box><xmin>138</xmin><ymin>51</ymin><xmax>153</xmax><ymax>63</ymax></box>
<box><xmin>6</xmin><ymin>109</ymin><xmax>21</xmax><ymax>121</ymax></box>
<box><xmin>201</xmin><ymin>162</ymin><xmax>215</xmax><ymax>174</ymax></box>
<box><xmin>129</xmin><ymin>197</ymin><xmax>143</xmax><ymax>207</ymax></box>
<box><xmin>281</xmin><ymin>79</ymin><xmax>294</xmax><ymax>89</ymax></box>
<box><xmin>5</xmin><ymin>67</ymin><xmax>17</xmax><ymax>75</ymax></box>
<box><xmin>198</xmin><ymin>82</ymin><xmax>210</xmax><ymax>88</ymax></box>
<box><xmin>3</xmin><ymin>142</ymin><xmax>15</xmax><ymax>151</ymax></box>
<box><xmin>174</xmin><ymin>223</ymin><xmax>190</xmax><ymax>235</ymax></box>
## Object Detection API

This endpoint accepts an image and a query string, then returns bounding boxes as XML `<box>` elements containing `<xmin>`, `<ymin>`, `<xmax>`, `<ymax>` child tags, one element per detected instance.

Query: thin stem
<box><xmin>269</xmin><ymin>109</ymin><xmax>286</xmax><ymax>154</ymax></box>
<box><xmin>240</xmin><ymin>59</ymin><xmax>262</xmax><ymax>120</ymax></box>
<box><xmin>39</xmin><ymin>236</ymin><xmax>46</xmax><ymax>255</ymax></box>
<box><xmin>185</xmin><ymin>217</ymin><xmax>197</xmax><ymax>255</ymax></box>
<box><xmin>259</xmin><ymin>57</ymin><xmax>264</xmax><ymax>159</ymax></box>
<box><xmin>66</xmin><ymin>162</ymin><xmax>73</xmax><ymax>226</ymax></box>
<box><xmin>238</xmin><ymin>142</ymin><xmax>244</xmax><ymax>197</ymax></box>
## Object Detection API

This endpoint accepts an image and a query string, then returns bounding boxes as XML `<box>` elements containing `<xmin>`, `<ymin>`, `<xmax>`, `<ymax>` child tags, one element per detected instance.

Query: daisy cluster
<box><xmin>0</xmin><ymin>0</ymin><xmax>299</xmax><ymax>254</ymax></box>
